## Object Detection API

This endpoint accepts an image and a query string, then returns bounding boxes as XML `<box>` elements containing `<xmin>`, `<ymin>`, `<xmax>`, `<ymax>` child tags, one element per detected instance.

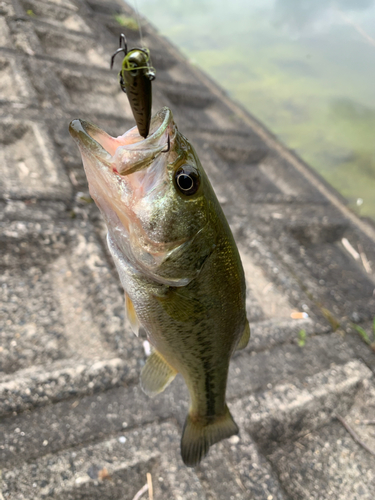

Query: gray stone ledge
<box><xmin>232</xmin><ymin>359</ymin><xmax>373</xmax><ymax>452</ymax></box>
<box><xmin>0</xmin><ymin>358</ymin><xmax>129</xmax><ymax>418</ymax></box>
<box><xmin>1</xmin><ymin>422</ymin><xmax>206</xmax><ymax>500</ymax></box>
<box><xmin>269</xmin><ymin>418</ymin><xmax>375</xmax><ymax>500</ymax></box>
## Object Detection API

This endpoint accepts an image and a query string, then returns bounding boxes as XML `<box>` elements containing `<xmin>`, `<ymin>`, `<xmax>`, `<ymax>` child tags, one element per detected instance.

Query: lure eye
<box><xmin>175</xmin><ymin>166</ymin><xmax>200</xmax><ymax>196</ymax></box>
<box><xmin>129</xmin><ymin>63</ymin><xmax>138</xmax><ymax>77</ymax></box>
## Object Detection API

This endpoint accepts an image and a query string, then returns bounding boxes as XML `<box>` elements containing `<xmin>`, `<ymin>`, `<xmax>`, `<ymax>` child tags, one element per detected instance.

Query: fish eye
<box><xmin>175</xmin><ymin>166</ymin><xmax>200</xmax><ymax>196</ymax></box>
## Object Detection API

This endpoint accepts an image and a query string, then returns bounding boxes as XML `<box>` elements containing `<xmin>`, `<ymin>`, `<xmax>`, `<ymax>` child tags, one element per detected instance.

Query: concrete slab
<box><xmin>1</xmin><ymin>423</ymin><xmax>207</xmax><ymax>499</ymax></box>
<box><xmin>0</xmin><ymin>119</ymin><xmax>71</xmax><ymax>200</ymax></box>
<box><xmin>19</xmin><ymin>0</ymin><xmax>91</xmax><ymax>33</ymax></box>
<box><xmin>269</xmin><ymin>420</ymin><xmax>375</xmax><ymax>500</ymax></box>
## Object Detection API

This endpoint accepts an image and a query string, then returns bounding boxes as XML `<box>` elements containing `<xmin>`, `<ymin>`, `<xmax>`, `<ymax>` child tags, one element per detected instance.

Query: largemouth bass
<box><xmin>69</xmin><ymin>107</ymin><xmax>250</xmax><ymax>466</ymax></box>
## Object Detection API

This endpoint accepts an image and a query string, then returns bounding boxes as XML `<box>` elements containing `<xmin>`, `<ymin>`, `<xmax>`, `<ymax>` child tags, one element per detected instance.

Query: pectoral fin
<box><xmin>125</xmin><ymin>293</ymin><xmax>140</xmax><ymax>337</ymax></box>
<box><xmin>236</xmin><ymin>321</ymin><xmax>250</xmax><ymax>351</ymax></box>
<box><xmin>140</xmin><ymin>350</ymin><xmax>177</xmax><ymax>396</ymax></box>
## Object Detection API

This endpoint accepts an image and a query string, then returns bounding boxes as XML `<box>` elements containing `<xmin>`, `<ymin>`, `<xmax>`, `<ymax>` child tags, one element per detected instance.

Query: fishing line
<box><xmin>132</xmin><ymin>0</ymin><xmax>155</xmax><ymax>71</ymax></box>
<box><xmin>133</xmin><ymin>0</ymin><xmax>145</xmax><ymax>48</ymax></box>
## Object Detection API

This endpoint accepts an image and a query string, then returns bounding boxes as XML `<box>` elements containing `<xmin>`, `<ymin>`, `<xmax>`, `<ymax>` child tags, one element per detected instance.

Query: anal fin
<box><xmin>236</xmin><ymin>321</ymin><xmax>250</xmax><ymax>351</ymax></box>
<box><xmin>125</xmin><ymin>293</ymin><xmax>140</xmax><ymax>337</ymax></box>
<box><xmin>141</xmin><ymin>350</ymin><xmax>177</xmax><ymax>397</ymax></box>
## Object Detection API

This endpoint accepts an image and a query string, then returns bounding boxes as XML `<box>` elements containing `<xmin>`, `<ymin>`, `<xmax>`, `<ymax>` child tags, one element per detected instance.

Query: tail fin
<box><xmin>180</xmin><ymin>405</ymin><xmax>239</xmax><ymax>467</ymax></box>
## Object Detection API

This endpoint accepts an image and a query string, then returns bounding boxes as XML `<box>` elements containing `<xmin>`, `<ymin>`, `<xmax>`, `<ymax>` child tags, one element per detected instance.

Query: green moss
<box><xmin>114</xmin><ymin>14</ymin><xmax>139</xmax><ymax>30</ymax></box>
<box><xmin>351</xmin><ymin>318</ymin><xmax>375</xmax><ymax>352</ymax></box>
<box><xmin>297</xmin><ymin>329</ymin><xmax>306</xmax><ymax>347</ymax></box>
<box><xmin>352</xmin><ymin>324</ymin><xmax>372</xmax><ymax>345</ymax></box>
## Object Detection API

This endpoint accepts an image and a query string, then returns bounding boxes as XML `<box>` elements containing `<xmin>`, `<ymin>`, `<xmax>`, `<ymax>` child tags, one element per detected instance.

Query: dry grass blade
<box><xmin>358</xmin><ymin>244</ymin><xmax>372</xmax><ymax>274</ymax></box>
<box><xmin>132</xmin><ymin>483</ymin><xmax>149</xmax><ymax>500</ymax></box>
<box><xmin>341</xmin><ymin>238</ymin><xmax>360</xmax><ymax>260</ymax></box>
<box><xmin>335</xmin><ymin>414</ymin><xmax>375</xmax><ymax>457</ymax></box>
<box><xmin>147</xmin><ymin>472</ymin><xmax>154</xmax><ymax>500</ymax></box>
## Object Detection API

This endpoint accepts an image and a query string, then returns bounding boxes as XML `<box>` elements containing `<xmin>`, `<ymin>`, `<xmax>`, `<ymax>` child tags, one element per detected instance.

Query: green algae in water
<box><xmin>138</xmin><ymin>0</ymin><xmax>375</xmax><ymax>219</ymax></box>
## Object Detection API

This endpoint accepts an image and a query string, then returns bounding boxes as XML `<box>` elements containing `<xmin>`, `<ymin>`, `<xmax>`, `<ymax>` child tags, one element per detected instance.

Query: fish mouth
<box><xmin>69</xmin><ymin>107</ymin><xmax>186</xmax><ymax>282</ymax></box>
<box><xmin>69</xmin><ymin>107</ymin><xmax>173</xmax><ymax>174</ymax></box>
<box><xmin>69</xmin><ymin>108</ymin><xmax>209</xmax><ymax>287</ymax></box>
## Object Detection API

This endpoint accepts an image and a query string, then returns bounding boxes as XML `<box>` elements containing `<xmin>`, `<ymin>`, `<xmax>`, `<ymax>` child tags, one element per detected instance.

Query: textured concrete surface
<box><xmin>1</xmin><ymin>0</ymin><xmax>375</xmax><ymax>498</ymax></box>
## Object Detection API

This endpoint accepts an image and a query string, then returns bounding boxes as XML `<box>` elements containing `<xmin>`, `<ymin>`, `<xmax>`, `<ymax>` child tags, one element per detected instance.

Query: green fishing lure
<box><xmin>111</xmin><ymin>33</ymin><xmax>156</xmax><ymax>138</ymax></box>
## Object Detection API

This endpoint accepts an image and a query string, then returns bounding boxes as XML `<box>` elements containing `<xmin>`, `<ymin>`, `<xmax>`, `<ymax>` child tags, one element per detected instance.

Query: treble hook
<box><xmin>110</xmin><ymin>33</ymin><xmax>128</xmax><ymax>69</ymax></box>
<box><xmin>162</xmin><ymin>135</ymin><xmax>170</xmax><ymax>153</ymax></box>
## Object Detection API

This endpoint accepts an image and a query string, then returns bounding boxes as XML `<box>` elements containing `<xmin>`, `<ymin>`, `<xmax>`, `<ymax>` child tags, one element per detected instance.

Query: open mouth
<box><xmin>69</xmin><ymin>107</ymin><xmax>205</xmax><ymax>286</ymax></box>
<box><xmin>69</xmin><ymin>107</ymin><xmax>173</xmax><ymax>175</ymax></box>
<box><xmin>69</xmin><ymin>106</ymin><xmax>182</xmax><ymax>271</ymax></box>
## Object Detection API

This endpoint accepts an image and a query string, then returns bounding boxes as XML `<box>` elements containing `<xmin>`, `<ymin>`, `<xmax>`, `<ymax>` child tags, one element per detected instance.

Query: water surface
<box><xmin>137</xmin><ymin>0</ymin><xmax>375</xmax><ymax>218</ymax></box>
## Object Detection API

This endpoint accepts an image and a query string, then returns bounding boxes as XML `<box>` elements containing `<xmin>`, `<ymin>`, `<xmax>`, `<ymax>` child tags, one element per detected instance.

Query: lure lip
<box><xmin>69</xmin><ymin>107</ymin><xmax>172</xmax><ymax>174</ymax></box>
